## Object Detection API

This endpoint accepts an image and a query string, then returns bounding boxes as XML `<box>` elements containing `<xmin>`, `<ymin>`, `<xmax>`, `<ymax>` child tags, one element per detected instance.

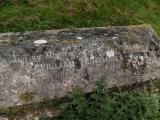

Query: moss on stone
<box><xmin>0</xmin><ymin>98</ymin><xmax>63</xmax><ymax>120</ymax></box>
<box><xmin>105</xmin><ymin>38</ymin><xmax>114</xmax><ymax>46</ymax></box>
<box><xmin>20</xmin><ymin>92</ymin><xmax>35</xmax><ymax>103</ymax></box>
<box><xmin>63</xmin><ymin>39</ymin><xmax>80</xmax><ymax>45</ymax></box>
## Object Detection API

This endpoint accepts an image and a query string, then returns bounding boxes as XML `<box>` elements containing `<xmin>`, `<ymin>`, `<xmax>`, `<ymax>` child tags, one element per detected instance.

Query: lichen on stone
<box><xmin>20</xmin><ymin>92</ymin><xmax>35</xmax><ymax>103</ymax></box>
<box><xmin>0</xmin><ymin>39</ymin><xmax>12</xmax><ymax>45</ymax></box>
<box><xmin>63</xmin><ymin>39</ymin><xmax>80</xmax><ymax>45</ymax></box>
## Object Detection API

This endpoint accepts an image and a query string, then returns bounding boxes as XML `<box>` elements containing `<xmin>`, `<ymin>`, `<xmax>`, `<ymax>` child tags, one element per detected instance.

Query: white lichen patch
<box><xmin>112</xmin><ymin>37</ymin><xmax>118</xmax><ymax>40</ymax></box>
<box><xmin>106</xmin><ymin>50</ymin><xmax>115</xmax><ymax>57</ymax></box>
<box><xmin>77</xmin><ymin>36</ymin><xmax>82</xmax><ymax>40</ymax></box>
<box><xmin>129</xmin><ymin>55</ymin><xmax>145</xmax><ymax>69</ymax></box>
<box><xmin>34</xmin><ymin>39</ymin><xmax>47</xmax><ymax>46</ymax></box>
<box><xmin>90</xmin><ymin>53</ymin><xmax>95</xmax><ymax>60</ymax></box>
<box><xmin>30</xmin><ymin>62</ymin><xmax>34</xmax><ymax>66</ymax></box>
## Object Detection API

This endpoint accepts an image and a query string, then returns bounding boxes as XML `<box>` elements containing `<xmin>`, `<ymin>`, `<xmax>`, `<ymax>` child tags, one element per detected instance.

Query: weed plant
<box><xmin>41</xmin><ymin>79</ymin><xmax>160</xmax><ymax>120</ymax></box>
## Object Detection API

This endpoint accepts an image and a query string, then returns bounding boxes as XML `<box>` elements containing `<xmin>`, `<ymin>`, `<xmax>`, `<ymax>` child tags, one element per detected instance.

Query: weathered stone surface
<box><xmin>0</xmin><ymin>25</ymin><xmax>160</xmax><ymax>108</ymax></box>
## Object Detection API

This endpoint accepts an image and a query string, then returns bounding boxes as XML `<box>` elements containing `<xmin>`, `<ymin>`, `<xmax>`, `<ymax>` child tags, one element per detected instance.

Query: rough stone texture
<box><xmin>0</xmin><ymin>25</ymin><xmax>160</xmax><ymax>108</ymax></box>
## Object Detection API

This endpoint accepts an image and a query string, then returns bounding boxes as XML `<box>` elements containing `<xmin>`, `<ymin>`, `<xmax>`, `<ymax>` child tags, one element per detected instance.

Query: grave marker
<box><xmin>0</xmin><ymin>25</ymin><xmax>160</xmax><ymax>108</ymax></box>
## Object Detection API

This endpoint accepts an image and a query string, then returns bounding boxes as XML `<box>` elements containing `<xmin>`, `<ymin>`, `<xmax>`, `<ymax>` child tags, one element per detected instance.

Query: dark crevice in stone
<box><xmin>74</xmin><ymin>58</ymin><xmax>81</xmax><ymax>69</ymax></box>
<box><xmin>84</xmin><ymin>68</ymin><xmax>89</xmax><ymax>81</ymax></box>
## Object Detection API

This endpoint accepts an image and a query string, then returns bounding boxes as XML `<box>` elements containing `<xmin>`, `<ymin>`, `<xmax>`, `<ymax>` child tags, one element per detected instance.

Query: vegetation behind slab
<box><xmin>39</xmin><ymin>80</ymin><xmax>160</xmax><ymax>120</ymax></box>
<box><xmin>0</xmin><ymin>0</ymin><xmax>160</xmax><ymax>35</ymax></box>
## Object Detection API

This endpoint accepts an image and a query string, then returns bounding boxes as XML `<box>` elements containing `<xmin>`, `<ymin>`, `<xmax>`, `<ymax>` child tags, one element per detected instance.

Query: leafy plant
<box><xmin>39</xmin><ymin>115</ymin><xmax>53</xmax><ymax>120</ymax></box>
<box><xmin>60</xmin><ymin>86</ymin><xmax>87</xmax><ymax>120</ymax></box>
<box><xmin>85</xmin><ymin>79</ymin><xmax>114</xmax><ymax>120</ymax></box>
<box><xmin>43</xmin><ymin>79</ymin><xmax>160</xmax><ymax>120</ymax></box>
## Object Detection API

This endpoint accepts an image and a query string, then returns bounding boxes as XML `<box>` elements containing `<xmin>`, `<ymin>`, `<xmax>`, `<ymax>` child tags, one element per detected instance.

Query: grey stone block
<box><xmin>0</xmin><ymin>25</ymin><xmax>160</xmax><ymax>108</ymax></box>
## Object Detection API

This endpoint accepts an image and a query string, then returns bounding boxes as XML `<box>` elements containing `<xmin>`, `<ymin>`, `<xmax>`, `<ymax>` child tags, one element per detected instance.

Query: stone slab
<box><xmin>0</xmin><ymin>25</ymin><xmax>160</xmax><ymax>108</ymax></box>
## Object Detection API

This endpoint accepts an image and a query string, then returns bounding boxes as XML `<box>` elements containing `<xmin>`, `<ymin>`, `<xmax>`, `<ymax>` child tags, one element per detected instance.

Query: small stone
<box><xmin>46</xmin><ymin>111</ymin><xmax>53</xmax><ymax>117</ymax></box>
<box><xmin>34</xmin><ymin>116</ymin><xmax>39</xmax><ymax>120</ymax></box>
<box><xmin>34</xmin><ymin>39</ymin><xmax>47</xmax><ymax>45</ymax></box>
<box><xmin>77</xmin><ymin>36</ymin><xmax>82</xmax><ymax>40</ymax></box>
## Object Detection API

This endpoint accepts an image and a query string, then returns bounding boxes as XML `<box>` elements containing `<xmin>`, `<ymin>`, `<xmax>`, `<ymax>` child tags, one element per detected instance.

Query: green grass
<box><xmin>0</xmin><ymin>0</ymin><xmax>160</xmax><ymax>35</ymax></box>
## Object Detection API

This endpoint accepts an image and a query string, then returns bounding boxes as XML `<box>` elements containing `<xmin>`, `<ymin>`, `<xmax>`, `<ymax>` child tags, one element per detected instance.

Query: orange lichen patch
<box><xmin>0</xmin><ymin>39</ymin><xmax>12</xmax><ymax>45</ymax></box>
<box><xmin>63</xmin><ymin>39</ymin><xmax>80</xmax><ymax>45</ymax></box>
<box><xmin>123</xmin><ymin>44</ymin><xmax>145</xmax><ymax>53</ymax></box>
<box><xmin>105</xmin><ymin>38</ymin><xmax>114</xmax><ymax>46</ymax></box>
<box><xmin>20</xmin><ymin>92</ymin><xmax>35</xmax><ymax>103</ymax></box>
<box><xmin>120</xmin><ymin>31</ymin><xmax>138</xmax><ymax>44</ymax></box>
